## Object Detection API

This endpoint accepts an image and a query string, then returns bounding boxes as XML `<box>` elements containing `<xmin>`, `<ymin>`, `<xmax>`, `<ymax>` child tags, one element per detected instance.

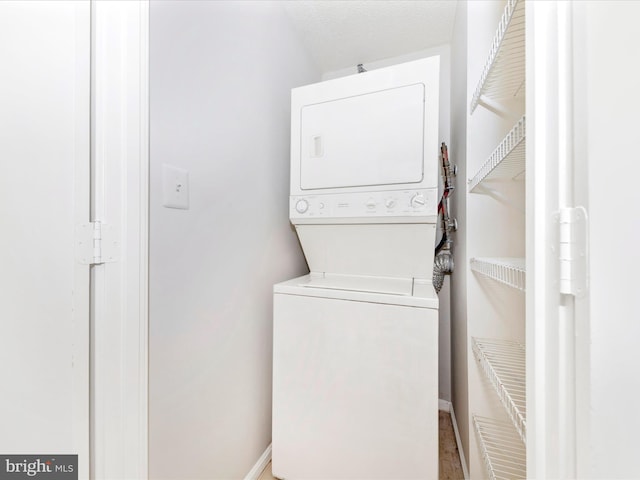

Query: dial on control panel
<box><xmin>410</xmin><ymin>193</ymin><xmax>426</xmax><ymax>208</ymax></box>
<box><xmin>295</xmin><ymin>199</ymin><xmax>309</xmax><ymax>214</ymax></box>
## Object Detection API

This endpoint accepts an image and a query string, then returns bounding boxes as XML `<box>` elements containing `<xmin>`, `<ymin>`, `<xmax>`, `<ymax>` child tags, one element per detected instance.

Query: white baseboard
<box><xmin>449</xmin><ymin>403</ymin><xmax>470</xmax><ymax>480</ymax></box>
<box><xmin>439</xmin><ymin>398</ymin><xmax>451</xmax><ymax>411</ymax></box>
<box><xmin>244</xmin><ymin>443</ymin><xmax>272</xmax><ymax>480</ymax></box>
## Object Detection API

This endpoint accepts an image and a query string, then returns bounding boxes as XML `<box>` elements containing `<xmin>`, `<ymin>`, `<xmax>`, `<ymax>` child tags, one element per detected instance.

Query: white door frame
<box><xmin>526</xmin><ymin>1</ymin><xmax>580</xmax><ymax>478</ymax></box>
<box><xmin>527</xmin><ymin>2</ymin><xmax>595</xmax><ymax>478</ymax></box>
<box><xmin>91</xmin><ymin>1</ymin><xmax>149</xmax><ymax>478</ymax></box>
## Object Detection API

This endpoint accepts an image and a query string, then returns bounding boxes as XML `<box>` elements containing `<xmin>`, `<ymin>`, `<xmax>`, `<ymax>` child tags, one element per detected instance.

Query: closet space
<box><xmin>466</xmin><ymin>0</ymin><xmax>526</xmax><ymax>478</ymax></box>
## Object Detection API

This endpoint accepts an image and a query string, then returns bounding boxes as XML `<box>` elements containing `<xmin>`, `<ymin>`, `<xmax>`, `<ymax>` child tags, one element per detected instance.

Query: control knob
<box><xmin>410</xmin><ymin>193</ymin><xmax>426</xmax><ymax>208</ymax></box>
<box><xmin>295</xmin><ymin>199</ymin><xmax>309</xmax><ymax>214</ymax></box>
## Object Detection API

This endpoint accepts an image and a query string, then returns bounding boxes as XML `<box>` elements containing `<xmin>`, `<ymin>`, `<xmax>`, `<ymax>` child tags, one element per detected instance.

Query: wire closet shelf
<box><xmin>470</xmin><ymin>257</ymin><xmax>525</xmax><ymax>291</ymax></box>
<box><xmin>472</xmin><ymin>337</ymin><xmax>526</xmax><ymax>444</ymax></box>
<box><xmin>468</xmin><ymin>116</ymin><xmax>525</xmax><ymax>193</ymax></box>
<box><xmin>470</xmin><ymin>0</ymin><xmax>525</xmax><ymax>114</ymax></box>
<box><xmin>473</xmin><ymin>415</ymin><xmax>526</xmax><ymax>480</ymax></box>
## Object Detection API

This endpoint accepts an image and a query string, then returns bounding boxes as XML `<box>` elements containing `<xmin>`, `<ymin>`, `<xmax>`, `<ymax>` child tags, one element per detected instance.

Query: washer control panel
<box><xmin>290</xmin><ymin>189</ymin><xmax>437</xmax><ymax>221</ymax></box>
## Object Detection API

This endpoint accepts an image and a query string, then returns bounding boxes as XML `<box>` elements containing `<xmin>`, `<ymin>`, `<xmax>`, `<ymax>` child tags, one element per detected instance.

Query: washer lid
<box><xmin>301</xmin><ymin>273</ymin><xmax>413</xmax><ymax>296</ymax></box>
<box><xmin>274</xmin><ymin>273</ymin><xmax>439</xmax><ymax>309</ymax></box>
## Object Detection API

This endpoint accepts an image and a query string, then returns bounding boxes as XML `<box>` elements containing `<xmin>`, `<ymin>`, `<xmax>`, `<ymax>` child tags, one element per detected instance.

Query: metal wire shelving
<box><xmin>473</xmin><ymin>415</ymin><xmax>526</xmax><ymax>480</ymax></box>
<box><xmin>468</xmin><ymin>116</ymin><xmax>526</xmax><ymax>193</ymax></box>
<box><xmin>470</xmin><ymin>0</ymin><xmax>526</xmax><ymax>114</ymax></box>
<box><xmin>472</xmin><ymin>337</ymin><xmax>526</xmax><ymax>444</ymax></box>
<box><xmin>470</xmin><ymin>257</ymin><xmax>525</xmax><ymax>291</ymax></box>
<box><xmin>468</xmin><ymin>2</ymin><xmax>527</xmax><ymax>478</ymax></box>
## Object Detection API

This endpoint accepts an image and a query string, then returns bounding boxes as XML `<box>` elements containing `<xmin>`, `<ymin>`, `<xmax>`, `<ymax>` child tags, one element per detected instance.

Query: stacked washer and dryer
<box><xmin>272</xmin><ymin>57</ymin><xmax>442</xmax><ymax>479</ymax></box>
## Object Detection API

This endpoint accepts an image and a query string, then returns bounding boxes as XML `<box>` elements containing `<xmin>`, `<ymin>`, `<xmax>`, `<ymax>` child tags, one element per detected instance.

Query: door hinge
<box><xmin>75</xmin><ymin>221</ymin><xmax>119</xmax><ymax>265</ymax></box>
<box><xmin>555</xmin><ymin>206</ymin><xmax>588</xmax><ymax>297</ymax></box>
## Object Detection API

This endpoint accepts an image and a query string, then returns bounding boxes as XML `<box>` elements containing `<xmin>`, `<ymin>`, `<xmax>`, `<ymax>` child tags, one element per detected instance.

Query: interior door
<box><xmin>0</xmin><ymin>1</ymin><xmax>91</xmax><ymax>477</ymax></box>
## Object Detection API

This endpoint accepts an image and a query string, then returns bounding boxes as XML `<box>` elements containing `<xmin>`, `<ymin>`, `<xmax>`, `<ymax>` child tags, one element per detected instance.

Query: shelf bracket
<box><xmin>556</xmin><ymin>207</ymin><xmax>588</xmax><ymax>297</ymax></box>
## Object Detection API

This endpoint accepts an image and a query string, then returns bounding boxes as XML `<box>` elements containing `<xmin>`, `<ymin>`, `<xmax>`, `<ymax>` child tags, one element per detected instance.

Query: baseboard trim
<box><xmin>438</xmin><ymin>398</ymin><xmax>451</xmax><ymax>411</ymax></box>
<box><xmin>449</xmin><ymin>403</ymin><xmax>470</xmax><ymax>480</ymax></box>
<box><xmin>244</xmin><ymin>443</ymin><xmax>272</xmax><ymax>480</ymax></box>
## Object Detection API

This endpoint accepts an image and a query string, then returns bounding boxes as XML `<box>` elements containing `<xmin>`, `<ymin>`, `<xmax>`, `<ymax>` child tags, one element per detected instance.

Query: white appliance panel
<box><xmin>295</xmin><ymin>223</ymin><xmax>436</xmax><ymax>279</ymax></box>
<box><xmin>290</xmin><ymin>188</ymin><xmax>437</xmax><ymax>223</ymax></box>
<box><xmin>300</xmin><ymin>84</ymin><xmax>424</xmax><ymax>190</ymax></box>
<box><xmin>272</xmin><ymin>292</ymin><xmax>438</xmax><ymax>480</ymax></box>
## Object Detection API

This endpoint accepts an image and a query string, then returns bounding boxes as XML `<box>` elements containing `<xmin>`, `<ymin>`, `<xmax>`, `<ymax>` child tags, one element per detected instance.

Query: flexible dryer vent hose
<box><xmin>433</xmin><ymin>251</ymin><xmax>454</xmax><ymax>293</ymax></box>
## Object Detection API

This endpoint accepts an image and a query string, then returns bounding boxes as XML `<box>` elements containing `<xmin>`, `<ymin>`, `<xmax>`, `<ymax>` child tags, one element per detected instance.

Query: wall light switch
<box><xmin>162</xmin><ymin>164</ymin><xmax>189</xmax><ymax>209</ymax></box>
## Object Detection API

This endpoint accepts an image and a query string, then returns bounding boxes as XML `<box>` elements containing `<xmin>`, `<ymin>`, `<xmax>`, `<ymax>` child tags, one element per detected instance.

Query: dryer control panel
<box><xmin>290</xmin><ymin>188</ymin><xmax>437</xmax><ymax>223</ymax></box>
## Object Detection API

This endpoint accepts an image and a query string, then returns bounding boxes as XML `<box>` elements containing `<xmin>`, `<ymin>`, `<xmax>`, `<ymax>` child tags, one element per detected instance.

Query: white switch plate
<box><xmin>162</xmin><ymin>164</ymin><xmax>189</xmax><ymax>209</ymax></box>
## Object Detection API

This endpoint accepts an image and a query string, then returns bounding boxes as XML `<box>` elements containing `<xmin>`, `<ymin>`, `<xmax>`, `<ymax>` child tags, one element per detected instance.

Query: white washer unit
<box><xmin>273</xmin><ymin>56</ymin><xmax>441</xmax><ymax>479</ymax></box>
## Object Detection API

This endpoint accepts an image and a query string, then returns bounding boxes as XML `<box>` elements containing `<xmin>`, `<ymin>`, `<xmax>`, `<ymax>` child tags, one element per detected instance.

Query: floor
<box><xmin>259</xmin><ymin>410</ymin><xmax>465</xmax><ymax>480</ymax></box>
<box><xmin>438</xmin><ymin>410</ymin><xmax>465</xmax><ymax>480</ymax></box>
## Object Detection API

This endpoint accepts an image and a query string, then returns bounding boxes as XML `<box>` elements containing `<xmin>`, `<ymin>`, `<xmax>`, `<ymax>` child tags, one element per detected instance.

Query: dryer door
<box><xmin>300</xmin><ymin>83</ymin><xmax>425</xmax><ymax>190</ymax></box>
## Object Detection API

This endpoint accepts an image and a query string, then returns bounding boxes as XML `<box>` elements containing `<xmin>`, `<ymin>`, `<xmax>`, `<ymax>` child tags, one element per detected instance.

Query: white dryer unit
<box><xmin>273</xmin><ymin>56</ymin><xmax>441</xmax><ymax>479</ymax></box>
<box><xmin>289</xmin><ymin>57</ymin><xmax>440</xmax><ymax>227</ymax></box>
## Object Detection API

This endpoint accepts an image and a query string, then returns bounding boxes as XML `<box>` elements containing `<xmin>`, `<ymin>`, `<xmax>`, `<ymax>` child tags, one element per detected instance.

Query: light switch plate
<box><xmin>162</xmin><ymin>164</ymin><xmax>189</xmax><ymax>209</ymax></box>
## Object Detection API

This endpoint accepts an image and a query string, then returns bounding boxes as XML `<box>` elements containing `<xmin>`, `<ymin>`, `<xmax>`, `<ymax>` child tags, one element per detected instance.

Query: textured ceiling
<box><xmin>282</xmin><ymin>0</ymin><xmax>458</xmax><ymax>74</ymax></box>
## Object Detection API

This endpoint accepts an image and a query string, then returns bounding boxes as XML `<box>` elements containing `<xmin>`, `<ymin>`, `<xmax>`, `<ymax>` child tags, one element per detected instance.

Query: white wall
<box><xmin>322</xmin><ymin>45</ymin><xmax>453</xmax><ymax>403</ymax></box>
<box><xmin>449</xmin><ymin>0</ymin><xmax>469</xmax><ymax>468</ymax></box>
<box><xmin>149</xmin><ymin>2</ymin><xmax>319</xmax><ymax>478</ymax></box>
